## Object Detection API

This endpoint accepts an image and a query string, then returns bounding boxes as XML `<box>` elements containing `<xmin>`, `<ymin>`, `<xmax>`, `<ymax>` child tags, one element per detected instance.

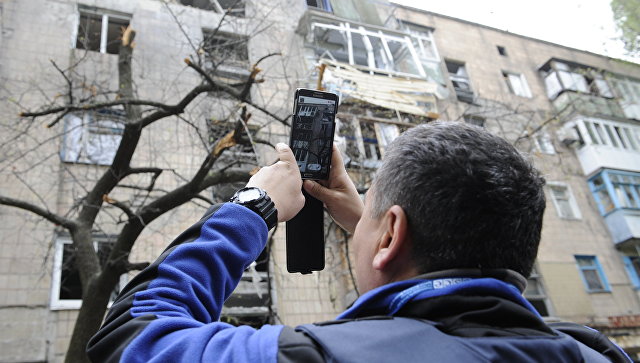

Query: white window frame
<box><xmin>73</xmin><ymin>6</ymin><xmax>131</xmax><ymax>54</ymax></box>
<box><xmin>574</xmin><ymin>118</ymin><xmax>640</xmax><ymax>151</ymax></box>
<box><xmin>548</xmin><ymin>182</ymin><xmax>582</xmax><ymax>220</ymax></box>
<box><xmin>61</xmin><ymin>111</ymin><xmax>125</xmax><ymax>166</ymax></box>
<box><xmin>309</xmin><ymin>21</ymin><xmax>425</xmax><ymax>78</ymax></box>
<box><xmin>503</xmin><ymin>71</ymin><xmax>532</xmax><ymax>98</ymax></box>
<box><xmin>50</xmin><ymin>237</ymin><xmax>127</xmax><ymax>310</ymax></box>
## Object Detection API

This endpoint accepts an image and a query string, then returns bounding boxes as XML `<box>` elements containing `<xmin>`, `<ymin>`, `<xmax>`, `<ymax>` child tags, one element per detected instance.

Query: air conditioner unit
<box><xmin>556</xmin><ymin>126</ymin><xmax>582</xmax><ymax>148</ymax></box>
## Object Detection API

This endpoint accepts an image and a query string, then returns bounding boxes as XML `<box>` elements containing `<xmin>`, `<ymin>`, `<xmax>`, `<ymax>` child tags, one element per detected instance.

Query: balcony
<box><xmin>552</xmin><ymin>91</ymin><xmax>626</xmax><ymax>121</ymax></box>
<box><xmin>588</xmin><ymin>170</ymin><xmax>640</xmax><ymax>247</ymax></box>
<box><xmin>560</xmin><ymin>116</ymin><xmax>640</xmax><ymax>176</ymax></box>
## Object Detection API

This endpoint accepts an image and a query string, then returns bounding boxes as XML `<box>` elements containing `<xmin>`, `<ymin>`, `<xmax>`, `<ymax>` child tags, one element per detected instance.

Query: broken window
<box><xmin>202</xmin><ymin>30</ymin><xmax>249</xmax><ymax>71</ymax></box>
<box><xmin>337</xmin><ymin>117</ymin><xmax>401</xmax><ymax>169</ymax></box>
<box><xmin>51</xmin><ymin>236</ymin><xmax>126</xmax><ymax>310</ymax></box>
<box><xmin>540</xmin><ymin>60</ymin><xmax>614</xmax><ymax>100</ymax></box>
<box><xmin>503</xmin><ymin>71</ymin><xmax>532</xmax><ymax>98</ymax></box>
<box><xmin>75</xmin><ymin>6</ymin><xmax>130</xmax><ymax>55</ymax></box>
<box><xmin>446</xmin><ymin>60</ymin><xmax>474</xmax><ymax>103</ymax></box>
<box><xmin>179</xmin><ymin>0</ymin><xmax>245</xmax><ymax>17</ymax></box>
<box><xmin>61</xmin><ymin>110</ymin><xmax>125</xmax><ymax>166</ymax></box>
<box><xmin>309</xmin><ymin>22</ymin><xmax>423</xmax><ymax>77</ymax></box>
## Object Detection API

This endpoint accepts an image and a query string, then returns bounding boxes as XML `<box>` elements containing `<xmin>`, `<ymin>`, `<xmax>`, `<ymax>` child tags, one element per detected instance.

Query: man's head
<box><xmin>352</xmin><ymin>121</ymin><xmax>546</xmax><ymax>292</ymax></box>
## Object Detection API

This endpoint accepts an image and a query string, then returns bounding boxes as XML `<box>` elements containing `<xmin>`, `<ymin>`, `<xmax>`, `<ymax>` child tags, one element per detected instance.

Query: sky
<box><xmin>392</xmin><ymin>0</ymin><xmax>639</xmax><ymax>64</ymax></box>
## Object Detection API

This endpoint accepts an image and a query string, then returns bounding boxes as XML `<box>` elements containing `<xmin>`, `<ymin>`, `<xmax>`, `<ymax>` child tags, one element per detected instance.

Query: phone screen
<box><xmin>290</xmin><ymin>89</ymin><xmax>338</xmax><ymax>180</ymax></box>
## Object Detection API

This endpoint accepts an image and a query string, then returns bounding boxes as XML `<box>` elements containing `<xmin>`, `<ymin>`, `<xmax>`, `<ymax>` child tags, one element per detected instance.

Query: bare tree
<box><xmin>0</xmin><ymin>5</ymin><xmax>289</xmax><ymax>360</ymax></box>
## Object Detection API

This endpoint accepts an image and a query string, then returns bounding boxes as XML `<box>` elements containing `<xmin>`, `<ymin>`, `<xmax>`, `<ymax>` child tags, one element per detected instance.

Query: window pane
<box><xmin>576</xmin><ymin>256</ymin><xmax>596</xmax><ymax>268</ymax></box>
<box><xmin>583</xmin><ymin>270</ymin><xmax>605</xmax><ymax>291</ymax></box>
<box><xmin>313</xmin><ymin>26</ymin><xmax>349</xmax><ymax>64</ymax></box>
<box><xmin>203</xmin><ymin>32</ymin><xmax>249</xmax><ymax>69</ymax></box>
<box><xmin>350</xmin><ymin>32</ymin><xmax>368</xmax><ymax>67</ymax></box>
<box><xmin>615</xmin><ymin>185</ymin><xmax>631</xmax><ymax>207</ymax></box>
<box><xmin>544</xmin><ymin>72</ymin><xmax>562</xmax><ymax>99</ymax></box>
<box><xmin>597</xmin><ymin>189</ymin><xmax>615</xmax><ymax>213</ymax></box>
<box><xmin>105</xmin><ymin>17</ymin><xmax>130</xmax><ymax>55</ymax></box>
<box><xmin>387</xmin><ymin>39</ymin><xmax>420</xmax><ymax>75</ymax></box>
<box><xmin>76</xmin><ymin>13</ymin><xmax>102</xmax><ymax>52</ymax></box>
<box><xmin>60</xmin><ymin>244</ymin><xmax>83</xmax><ymax>300</ymax></box>
<box><xmin>368</xmin><ymin>35</ymin><xmax>391</xmax><ymax>71</ymax></box>
<box><xmin>604</xmin><ymin>125</ymin><xmax>618</xmax><ymax>147</ymax></box>
<box><xmin>585</xmin><ymin>122</ymin><xmax>600</xmax><ymax>144</ymax></box>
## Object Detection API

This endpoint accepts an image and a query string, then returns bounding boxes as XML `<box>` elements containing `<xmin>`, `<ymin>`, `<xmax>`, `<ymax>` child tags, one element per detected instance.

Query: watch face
<box><xmin>237</xmin><ymin>188</ymin><xmax>262</xmax><ymax>203</ymax></box>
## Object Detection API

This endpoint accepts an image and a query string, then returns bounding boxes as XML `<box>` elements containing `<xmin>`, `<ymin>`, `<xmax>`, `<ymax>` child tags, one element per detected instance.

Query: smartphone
<box><xmin>289</xmin><ymin>88</ymin><xmax>339</xmax><ymax>180</ymax></box>
<box><xmin>286</xmin><ymin>88</ymin><xmax>339</xmax><ymax>274</ymax></box>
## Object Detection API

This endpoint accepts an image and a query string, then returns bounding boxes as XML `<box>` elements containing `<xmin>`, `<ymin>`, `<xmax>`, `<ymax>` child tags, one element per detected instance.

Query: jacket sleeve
<box><xmin>87</xmin><ymin>203</ymin><xmax>283</xmax><ymax>363</ymax></box>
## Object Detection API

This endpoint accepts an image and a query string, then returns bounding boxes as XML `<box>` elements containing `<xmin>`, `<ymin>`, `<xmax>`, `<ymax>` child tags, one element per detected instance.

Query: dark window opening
<box><xmin>75</xmin><ymin>9</ymin><xmax>130</xmax><ymax>55</ymax></box>
<box><xmin>497</xmin><ymin>45</ymin><xmax>507</xmax><ymax>56</ymax></box>
<box><xmin>60</xmin><ymin>240</ymin><xmax>120</xmax><ymax>301</ymax></box>
<box><xmin>445</xmin><ymin>60</ymin><xmax>474</xmax><ymax>103</ymax></box>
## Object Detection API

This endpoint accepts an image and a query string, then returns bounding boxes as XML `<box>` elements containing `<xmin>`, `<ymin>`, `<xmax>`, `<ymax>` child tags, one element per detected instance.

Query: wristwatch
<box><xmin>229</xmin><ymin>187</ymin><xmax>278</xmax><ymax>230</ymax></box>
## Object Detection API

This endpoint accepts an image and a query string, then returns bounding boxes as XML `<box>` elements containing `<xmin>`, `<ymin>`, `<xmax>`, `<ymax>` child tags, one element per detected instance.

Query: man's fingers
<box><xmin>275</xmin><ymin>143</ymin><xmax>296</xmax><ymax>165</ymax></box>
<box><xmin>303</xmin><ymin>180</ymin><xmax>328</xmax><ymax>201</ymax></box>
<box><xmin>331</xmin><ymin>144</ymin><xmax>345</xmax><ymax>167</ymax></box>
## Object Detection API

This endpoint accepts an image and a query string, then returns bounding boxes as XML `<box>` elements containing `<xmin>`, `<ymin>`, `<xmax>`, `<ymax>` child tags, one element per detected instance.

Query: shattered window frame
<box><xmin>337</xmin><ymin>117</ymin><xmax>402</xmax><ymax>169</ymax></box>
<box><xmin>445</xmin><ymin>60</ymin><xmax>474</xmax><ymax>103</ymax></box>
<box><xmin>75</xmin><ymin>6</ymin><xmax>131</xmax><ymax>55</ymax></box>
<box><xmin>540</xmin><ymin>60</ymin><xmax>615</xmax><ymax>100</ymax></box>
<box><xmin>309</xmin><ymin>21</ymin><xmax>425</xmax><ymax>78</ymax></box>
<box><xmin>61</xmin><ymin>110</ymin><xmax>125</xmax><ymax>166</ymax></box>
<box><xmin>50</xmin><ymin>236</ymin><xmax>127</xmax><ymax>310</ymax></box>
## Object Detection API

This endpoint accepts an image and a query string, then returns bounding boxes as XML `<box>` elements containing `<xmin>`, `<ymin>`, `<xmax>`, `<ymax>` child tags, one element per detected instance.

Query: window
<box><xmin>309</xmin><ymin>21</ymin><xmax>424</xmax><ymax>78</ymax></box>
<box><xmin>609</xmin><ymin>76</ymin><xmax>640</xmax><ymax>120</ymax></box>
<box><xmin>306</xmin><ymin>0</ymin><xmax>332</xmax><ymax>12</ymax></box>
<box><xmin>548</xmin><ymin>183</ymin><xmax>581</xmax><ymax>219</ymax></box>
<box><xmin>497</xmin><ymin>45</ymin><xmax>507</xmax><ymax>56</ymax></box>
<box><xmin>75</xmin><ymin>7</ymin><xmax>130</xmax><ymax>55</ymax></box>
<box><xmin>336</xmin><ymin>118</ymin><xmax>402</xmax><ymax>169</ymax></box>
<box><xmin>572</xmin><ymin>118</ymin><xmax>640</xmax><ymax>151</ymax></box>
<box><xmin>524</xmin><ymin>265</ymin><xmax>550</xmax><ymax>316</ymax></box>
<box><xmin>463</xmin><ymin>115</ymin><xmax>485</xmax><ymax>128</ymax></box>
<box><xmin>575</xmin><ymin>255</ymin><xmax>610</xmax><ymax>293</ymax></box>
<box><xmin>588</xmin><ymin>170</ymin><xmax>640</xmax><ymax>215</ymax></box>
<box><xmin>61</xmin><ymin>110</ymin><xmax>125</xmax><ymax>166</ymax></box>
<box><xmin>503</xmin><ymin>71</ymin><xmax>532</xmax><ymax>98</ymax></box>
<box><xmin>179</xmin><ymin>0</ymin><xmax>245</xmax><ymax>17</ymax></box>
<box><xmin>445</xmin><ymin>60</ymin><xmax>474</xmax><ymax>103</ymax></box>
<box><xmin>540</xmin><ymin>60</ymin><xmax>613</xmax><ymax>100</ymax></box>
<box><xmin>534</xmin><ymin>131</ymin><xmax>555</xmax><ymax>154</ymax></box>
<box><xmin>51</xmin><ymin>236</ymin><xmax>126</xmax><ymax>310</ymax></box>
<box><xmin>623</xmin><ymin>255</ymin><xmax>640</xmax><ymax>289</ymax></box>
<box><xmin>202</xmin><ymin>30</ymin><xmax>249</xmax><ymax>71</ymax></box>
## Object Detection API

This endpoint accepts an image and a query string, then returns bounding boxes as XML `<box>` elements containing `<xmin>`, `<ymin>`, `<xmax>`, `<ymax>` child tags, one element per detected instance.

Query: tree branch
<box><xmin>102</xmin><ymin>195</ymin><xmax>136</xmax><ymax>220</ymax></box>
<box><xmin>19</xmin><ymin>99</ymin><xmax>176</xmax><ymax>119</ymax></box>
<box><xmin>185</xmin><ymin>58</ymin><xmax>290</xmax><ymax>126</ymax></box>
<box><xmin>0</xmin><ymin>195</ymin><xmax>76</xmax><ymax>230</ymax></box>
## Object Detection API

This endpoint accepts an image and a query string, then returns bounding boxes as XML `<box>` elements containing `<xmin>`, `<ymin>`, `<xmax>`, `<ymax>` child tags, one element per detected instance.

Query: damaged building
<box><xmin>1</xmin><ymin>0</ymin><xmax>640</xmax><ymax>361</ymax></box>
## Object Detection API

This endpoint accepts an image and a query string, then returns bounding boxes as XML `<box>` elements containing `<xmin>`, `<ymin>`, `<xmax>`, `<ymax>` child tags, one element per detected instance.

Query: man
<box><xmin>88</xmin><ymin>121</ymin><xmax>629</xmax><ymax>362</ymax></box>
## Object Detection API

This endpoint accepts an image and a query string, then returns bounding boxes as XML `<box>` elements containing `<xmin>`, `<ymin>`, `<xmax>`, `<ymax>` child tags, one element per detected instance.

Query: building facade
<box><xmin>0</xmin><ymin>0</ymin><xmax>640</xmax><ymax>361</ymax></box>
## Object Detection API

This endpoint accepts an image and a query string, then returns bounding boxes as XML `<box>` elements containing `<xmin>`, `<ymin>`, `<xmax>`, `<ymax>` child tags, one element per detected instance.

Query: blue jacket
<box><xmin>87</xmin><ymin>203</ymin><xmax>629</xmax><ymax>362</ymax></box>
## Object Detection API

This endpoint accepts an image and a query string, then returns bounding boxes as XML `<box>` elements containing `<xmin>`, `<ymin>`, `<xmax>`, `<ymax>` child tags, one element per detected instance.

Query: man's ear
<box><xmin>372</xmin><ymin>205</ymin><xmax>409</xmax><ymax>271</ymax></box>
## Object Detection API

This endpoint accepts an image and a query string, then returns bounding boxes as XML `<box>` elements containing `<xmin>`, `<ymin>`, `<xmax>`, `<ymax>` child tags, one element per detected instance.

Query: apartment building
<box><xmin>0</xmin><ymin>0</ymin><xmax>639</xmax><ymax>361</ymax></box>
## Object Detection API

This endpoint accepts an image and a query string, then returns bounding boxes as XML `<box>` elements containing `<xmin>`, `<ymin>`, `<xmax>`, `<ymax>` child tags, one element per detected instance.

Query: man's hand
<box><xmin>303</xmin><ymin>144</ymin><xmax>363</xmax><ymax>233</ymax></box>
<box><xmin>246</xmin><ymin>143</ymin><xmax>304</xmax><ymax>223</ymax></box>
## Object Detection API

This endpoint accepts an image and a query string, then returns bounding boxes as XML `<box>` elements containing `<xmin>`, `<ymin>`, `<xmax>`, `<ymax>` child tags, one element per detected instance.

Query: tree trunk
<box><xmin>64</xmin><ymin>271</ymin><xmax>121</xmax><ymax>363</ymax></box>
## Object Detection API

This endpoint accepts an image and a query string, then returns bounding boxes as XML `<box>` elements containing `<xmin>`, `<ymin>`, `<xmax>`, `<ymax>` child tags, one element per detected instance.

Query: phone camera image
<box><xmin>291</xmin><ymin>94</ymin><xmax>336</xmax><ymax>180</ymax></box>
